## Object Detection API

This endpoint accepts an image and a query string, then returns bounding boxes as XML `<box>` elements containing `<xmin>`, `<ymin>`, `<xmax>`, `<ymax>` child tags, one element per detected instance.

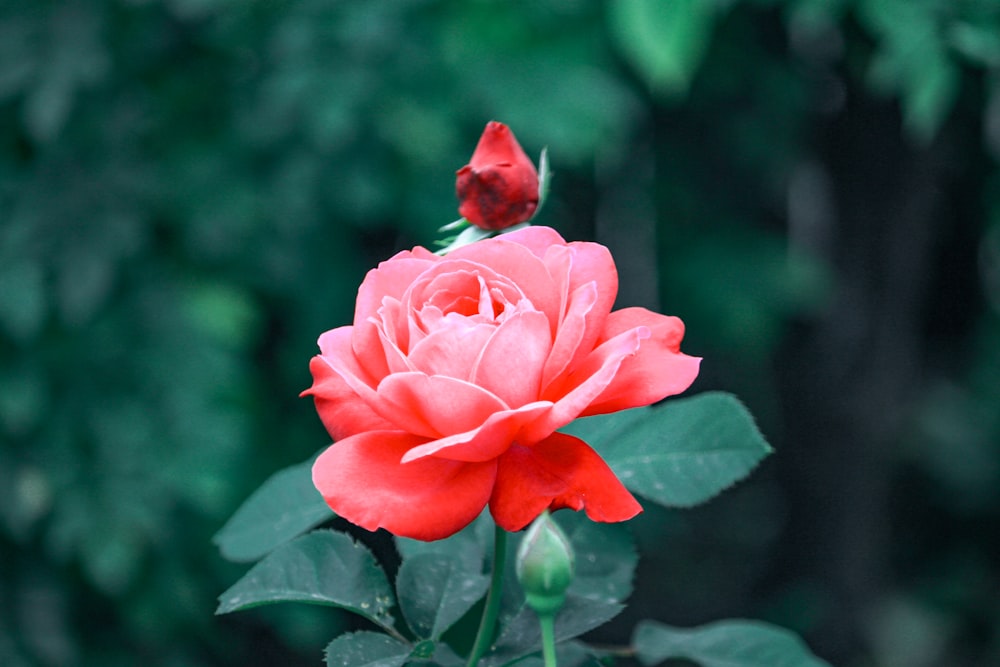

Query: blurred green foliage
<box><xmin>1</xmin><ymin>1</ymin><xmax>998</xmax><ymax>666</ymax></box>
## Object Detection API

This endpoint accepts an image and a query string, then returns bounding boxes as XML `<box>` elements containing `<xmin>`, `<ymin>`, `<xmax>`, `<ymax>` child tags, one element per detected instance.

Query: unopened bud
<box><xmin>456</xmin><ymin>121</ymin><xmax>539</xmax><ymax>230</ymax></box>
<box><xmin>515</xmin><ymin>511</ymin><xmax>575</xmax><ymax>616</ymax></box>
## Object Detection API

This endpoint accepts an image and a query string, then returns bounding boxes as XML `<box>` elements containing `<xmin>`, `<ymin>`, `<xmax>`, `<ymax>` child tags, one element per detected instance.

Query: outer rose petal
<box><xmin>542</xmin><ymin>241</ymin><xmax>618</xmax><ymax>369</ymax></box>
<box><xmin>353</xmin><ymin>252</ymin><xmax>437</xmax><ymax>329</ymax></box>
<box><xmin>582</xmin><ymin>307</ymin><xmax>701</xmax><ymax>416</ymax></box>
<box><xmin>315</xmin><ymin>328</ymin><xmax>383</xmax><ymax>408</ymax></box>
<box><xmin>495</xmin><ymin>225</ymin><xmax>567</xmax><ymax>260</ymax></box>
<box><xmin>302</xmin><ymin>356</ymin><xmax>396</xmax><ymax>441</ymax></box>
<box><xmin>522</xmin><ymin>326</ymin><xmax>647</xmax><ymax>443</ymax></box>
<box><xmin>401</xmin><ymin>400</ymin><xmax>552</xmax><ymax>463</ymax></box>
<box><xmin>376</xmin><ymin>372</ymin><xmax>509</xmax><ymax>438</ymax></box>
<box><xmin>312</xmin><ymin>430</ymin><xmax>497</xmax><ymax>541</ymax></box>
<box><xmin>541</xmin><ymin>281</ymin><xmax>597</xmax><ymax>391</ymax></box>
<box><xmin>489</xmin><ymin>432</ymin><xmax>641</xmax><ymax>532</ymax></box>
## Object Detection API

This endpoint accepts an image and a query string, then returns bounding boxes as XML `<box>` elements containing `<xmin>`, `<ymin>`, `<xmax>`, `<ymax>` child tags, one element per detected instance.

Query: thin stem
<box><xmin>539</xmin><ymin>613</ymin><xmax>557</xmax><ymax>667</ymax></box>
<box><xmin>466</xmin><ymin>525</ymin><xmax>508</xmax><ymax>667</ymax></box>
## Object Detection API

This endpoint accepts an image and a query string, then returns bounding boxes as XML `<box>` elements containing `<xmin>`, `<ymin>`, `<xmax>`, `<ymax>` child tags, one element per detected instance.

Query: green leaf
<box><xmin>536</xmin><ymin>147</ymin><xmax>551</xmax><ymax>215</ymax></box>
<box><xmin>217</xmin><ymin>530</ymin><xmax>396</xmax><ymax>631</ymax></box>
<box><xmin>322</xmin><ymin>633</ymin><xmax>465</xmax><ymax>667</ymax></box>
<box><xmin>324</xmin><ymin>631</ymin><xmax>411</xmax><ymax>667</ymax></box>
<box><xmin>395</xmin><ymin>511</ymin><xmax>492</xmax><ymax>575</ymax></box>
<box><xmin>213</xmin><ymin>457</ymin><xmax>333</xmax><ymax>563</ymax></box>
<box><xmin>555</xmin><ymin>511</ymin><xmax>637</xmax><ymax>604</ymax></box>
<box><xmin>608</xmin><ymin>0</ymin><xmax>717</xmax><ymax>97</ymax></box>
<box><xmin>434</xmin><ymin>225</ymin><xmax>492</xmax><ymax>255</ymax></box>
<box><xmin>562</xmin><ymin>392</ymin><xmax>772</xmax><ymax>508</ymax></box>
<box><xmin>634</xmin><ymin>619</ymin><xmax>832</xmax><ymax>667</ymax></box>
<box><xmin>411</xmin><ymin>639</ymin><xmax>465</xmax><ymax>666</ymax></box>
<box><xmin>483</xmin><ymin>594</ymin><xmax>624</xmax><ymax>666</ymax></box>
<box><xmin>396</xmin><ymin>553</ymin><xmax>490</xmax><ymax>640</ymax></box>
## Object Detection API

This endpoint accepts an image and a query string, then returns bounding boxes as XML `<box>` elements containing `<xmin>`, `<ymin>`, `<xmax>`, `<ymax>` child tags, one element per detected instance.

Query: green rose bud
<box><xmin>515</xmin><ymin>511</ymin><xmax>575</xmax><ymax>617</ymax></box>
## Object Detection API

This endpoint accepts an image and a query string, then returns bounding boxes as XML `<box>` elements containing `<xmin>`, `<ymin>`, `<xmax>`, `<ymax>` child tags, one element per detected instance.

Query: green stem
<box><xmin>466</xmin><ymin>525</ymin><xmax>508</xmax><ymax>667</ymax></box>
<box><xmin>539</xmin><ymin>612</ymin><xmax>557</xmax><ymax>667</ymax></box>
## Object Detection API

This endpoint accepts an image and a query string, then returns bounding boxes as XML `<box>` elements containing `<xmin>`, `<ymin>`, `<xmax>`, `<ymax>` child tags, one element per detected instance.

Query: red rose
<box><xmin>304</xmin><ymin>226</ymin><xmax>700</xmax><ymax>541</ymax></box>
<box><xmin>456</xmin><ymin>121</ymin><xmax>539</xmax><ymax>230</ymax></box>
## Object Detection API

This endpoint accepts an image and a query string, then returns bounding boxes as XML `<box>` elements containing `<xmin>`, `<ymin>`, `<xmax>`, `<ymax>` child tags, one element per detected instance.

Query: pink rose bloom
<box><xmin>304</xmin><ymin>226</ymin><xmax>700</xmax><ymax>541</ymax></box>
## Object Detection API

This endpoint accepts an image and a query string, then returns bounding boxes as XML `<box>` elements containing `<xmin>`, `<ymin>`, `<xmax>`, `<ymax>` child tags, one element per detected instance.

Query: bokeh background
<box><xmin>2</xmin><ymin>1</ymin><xmax>999</xmax><ymax>665</ymax></box>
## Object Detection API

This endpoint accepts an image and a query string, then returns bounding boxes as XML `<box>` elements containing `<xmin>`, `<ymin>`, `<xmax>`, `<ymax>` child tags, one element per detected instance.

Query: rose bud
<box><xmin>456</xmin><ymin>121</ymin><xmax>539</xmax><ymax>230</ymax></box>
<box><xmin>516</xmin><ymin>511</ymin><xmax>575</xmax><ymax>617</ymax></box>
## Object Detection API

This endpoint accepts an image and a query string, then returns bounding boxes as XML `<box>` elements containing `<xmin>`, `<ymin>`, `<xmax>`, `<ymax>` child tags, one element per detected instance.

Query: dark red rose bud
<box><xmin>456</xmin><ymin>121</ymin><xmax>539</xmax><ymax>230</ymax></box>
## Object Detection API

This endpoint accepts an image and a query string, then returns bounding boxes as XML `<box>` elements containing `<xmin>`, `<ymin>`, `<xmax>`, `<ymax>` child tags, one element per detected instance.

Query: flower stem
<box><xmin>466</xmin><ymin>524</ymin><xmax>508</xmax><ymax>667</ymax></box>
<box><xmin>539</xmin><ymin>612</ymin><xmax>557</xmax><ymax>667</ymax></box>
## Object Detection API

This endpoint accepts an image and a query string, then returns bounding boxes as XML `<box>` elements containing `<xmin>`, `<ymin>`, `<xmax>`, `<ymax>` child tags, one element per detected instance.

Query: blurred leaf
<box><xmin>866</xmin><ymin>595</ymin><xmax>953</xmax><ymax>667</ymax></box>
<box><xmin>948</xmin><ymin>20</ymin><xmax>1000</xmax><ymax>68</ymax></box>
<box><xmin>214</xmin><ymin>457</ymin><xmax>332</xmax><ymax>563</ymax></box>
<box><xmin>324</xmin><ymin>631</ymin><xmax>410</xmax><ymax>667</ymax></box>
<box><xmin>81</xmin><ymin>523</ymin><xmax>145</xmax><ymax>596</ymax></box>
<box><xmin>21</xmin><ymin>3</ymin><xmax>108</xmax><ymax>143</ymax></box>
<box><xmin>0</xmin><ymin>364</ymin><xmax>47</xmax><ymax>438</ymax></box>
<box><xmin>900</xmin><ymin>50</ymin><xmax>960</xmax><ymax>144</ymax></box>
<box><xmin>609</xmin><ymin>0</ymin><xmax>717</xmax><ymax>96</ymax></box>
<box><xmin>554</xmin><ymin>511</ymin><xmax>637</xmax><ymax>604</ymax></box>
<box><xmin>562</xmin><ymin>392</ymin><xmax>772</xmax><ymax>508</ymax></box>
<box><xmin>634</xmin><ymin>619</ymin><xmax>832</xmax><ymax>667</ymax></box>
<box><xmin>663</xmin><ymin>234</ymin><xmax>832</xmax><ymax>359</ymax></box>
<box><xmin>0</xmin><ymin>462</ymin><xmax>52</xmax><ymax>540</ymax></box>
<box><xmin>181</xmin><ymin>281</ymin><xmax>261</xmax><ymax>350</ymax></box>
<box><xmin>396</xmin><ymin>553</ymin><xmax>490</xmax><ymax>640</ymax></box>
<box><xmin>859</xmin><ymin>0</ymin><xmax>961</xmax><ymax>143</ymax></box>
<box><xmin>0</xmin><ymin>260</ymin><xmax>47</xmax><ymax>342</ymax></box>
<box><xmin>217</xmin><ymin>530</ymin><xmax>396</xmax><ymax>632</ymax></box>
<box><xmin>54</xmin><ymin>249</ymin><xmax>114</xmax><ymax>328</ymax></box>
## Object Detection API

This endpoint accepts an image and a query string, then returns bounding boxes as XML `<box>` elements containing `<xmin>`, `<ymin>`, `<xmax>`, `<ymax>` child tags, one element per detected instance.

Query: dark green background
<box><xmin>2</xmin><ymin>1</ymin><xmax>998</xmax><ymax>665</ymax></box>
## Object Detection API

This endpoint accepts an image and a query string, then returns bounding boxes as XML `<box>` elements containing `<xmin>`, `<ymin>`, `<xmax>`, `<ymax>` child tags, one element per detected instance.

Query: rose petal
<box><xmin>354</xmin><ymin>252</ymin><xmax>437</xmax><ymax>330</ymax></box>
<box><xmin>401</xmin><ymin>401</ymin><xmax>552</xmax><ymax>463</ymax></box>
<box><xmin>543</xmin><ymin>240</ymin><xmax>618</xmax><ymax>364</ymax></box>
<box><xmin>489</xmin><ymin>432</ymin><xmax>642</xmax><ymax>532</ymax></box>
<box><xmin>583</xmin><ymin>308</ymin><xmax>701</xmax><ymax>415</ymax></box>
<box><xmin>407</xmin><ymin>320</ymin><xmax>495</xmax><ymax>381</ymax></box>
<box><xmin>472</xmin><ymin>310</ymin><xmax>552</xmax><ymax>407</ymax></box>
<box><xmin>494</xmin><ymin>225</ymin><xmax>568</xmax><ymax>259</ymax></box>
<box><xmin>457</xmin><ymin>165</ymin><xmax>538</xmax><ymax>230</ymax></box>
<box><xmin>522</xmin><ymin>326</ymin><xmax>647</xmax><ymax>443</ymax></box>
<box><xmin>316</xmin><ymin>327</ymin><xmax>382</xmax><ymax>406</ymax></box>
<box><xmin>312</xmin><ymin>431</ymin><xmax>496</xmax><ymax>541</ymax></box>
<box><xmin>541</xmin><ymin>281</ymin><xmax>597</xmax><ymax>391</ymax></box>
<box><xmin>447</xmin><ymin>238</ymin><xmax>561</xmax><ymax>328</ymax></box>
<box><xmin>375</xmin><ymin>324</ymin><xmax>414</xmax><ymax>375</ymax></box>
<box><xmin>467</xmin><ymin>121</ymin><xmax>536</xmax><ymax>172</ymax></box>
<box><xmin>401</xmin><ymin>261</ymin><xmax>524</xmax><ymax>351</ymax></box>
<box><xmin>376</xmin><ymin>372</ymin><xmax>509</xmax><ymax>438</ymax></box>
<box><xmin>301</xmin><ymin>355</ymin><xmax>396</xmax><ymax>441</ymax></box>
